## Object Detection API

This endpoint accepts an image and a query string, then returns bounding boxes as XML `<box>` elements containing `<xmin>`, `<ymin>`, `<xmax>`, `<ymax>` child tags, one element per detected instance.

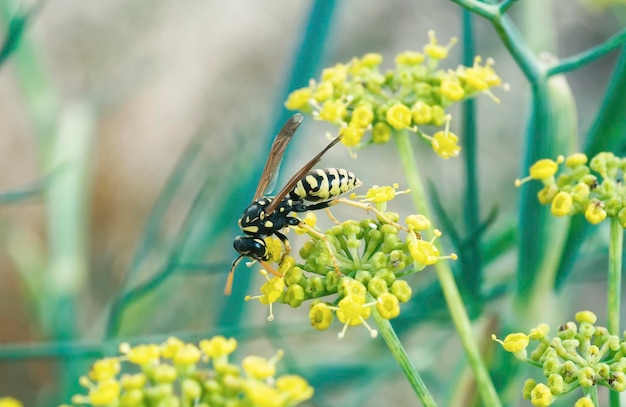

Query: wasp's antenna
<box><xmin>225</xmin><ymin>255</ymin><xmax>245</xmax><ymax>296</ymax></box>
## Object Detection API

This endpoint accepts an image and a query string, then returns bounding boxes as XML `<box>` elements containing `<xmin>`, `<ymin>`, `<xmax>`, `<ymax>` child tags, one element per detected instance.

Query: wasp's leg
<box><xmin>324</xmin><ymin>207</ymin><xmax>341</xmax><ymax>224</ymax></box>
<box><xmin>274</xmin><ymin>230</ymin><xmax>291</xmax><ymax>258</ymax></box>
<box><xmin>296</xmin><ymin>222</ymin><xmax>341</xmax><ymax>276</ymax></box>
<box><xmin>335</xmin><ymin>198</ymin><xmax>409</xmax><ymax>232</ymax></box>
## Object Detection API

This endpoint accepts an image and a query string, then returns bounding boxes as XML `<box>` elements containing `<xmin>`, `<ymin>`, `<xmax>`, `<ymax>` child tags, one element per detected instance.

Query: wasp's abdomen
<box><xmin>290</xmin><ymin>168</ymin><xmax>361</xmax><ymax>202</ymax></box>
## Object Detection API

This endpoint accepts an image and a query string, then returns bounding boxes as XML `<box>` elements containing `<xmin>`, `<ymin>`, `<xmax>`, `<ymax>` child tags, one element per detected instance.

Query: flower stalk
<box><xmin>393</xmin><ymin>129</ymin><xmax>501</xmax><ymax>407</ymax></box>
<box><xmin>371</xmin><ymin>300</ymin><xmax>438</xmax><ymax>407</ymax></box>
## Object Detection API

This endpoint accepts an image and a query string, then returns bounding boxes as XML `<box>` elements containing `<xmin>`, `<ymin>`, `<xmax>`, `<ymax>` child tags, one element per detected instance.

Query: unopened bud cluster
<box><xmin>494</xmin><ymin>311</ymin><xmax>626</xmax><ymax>407</ymax></box>
<box><xmin>516</xmin><ymin>152</ymin><xmax>626</xmax><ymax>226</ymax></box>
<box><xmin>284</xmin><ymin>30</ymin><xmax>504</xmax><ymax>158</ymax></box>
<box><xmin>63</xmin><ymin>336</ymin><xmax>313</xmax><ymax>407</ymax></box>
<box><xmin>247</xmin><ymin>185</ymin><xmax>456</xmax><ymax>339</ymax></box>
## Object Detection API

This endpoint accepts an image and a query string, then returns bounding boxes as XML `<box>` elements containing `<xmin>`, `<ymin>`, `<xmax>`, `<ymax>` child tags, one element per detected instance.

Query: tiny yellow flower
<box><xmin>276</xmin><ymin>375</ymin><xmax>315</xmax><ymax>404</ymax></box>
<box><xmin>264</xmin><ymin>236</ymin><xmax>284</xmax><ymax>262</ymax></box>
<box><xmin>502</xmin><ymin>333</ymin><xmax>529</xmax><ymax>353</ymax></box>
<box><xmin>411</xmin><ymin>101</ymin><xmax>432</xmax><ymax>125</ymax></box>
<box><xmin>242</xmin><ymin>355</ymin><xmax>277</xmax><ymax>380</ymax></box>
<box><xmin>528</xmin><ymin>323</ymin><xmax>550</xmax><ymax>339</ymax></box>
<box><xmin>284</xmin><ymin>87</ymin><xmax>312</xmax><ymax>111</ymax></box>
<box><xmin>566</xmin><ymin>152</ymin><xmax>588</xmax><ymax>168</ymax></box>
<box><xmin>153</xmin><ymin>363</ymin><xmax>178</xmax><ymax>383</ymax></box>
<box><xmin>386</xmin><ymin>103</ymin><xmax>412</xmax><ymax>130</ymax></box>
<box><xmin>537</xmin><ymin>184</ymin><xmax>558</xmax><ymax>205</ymax></box>
<box><xmin>199</xmin><ymin>336</ymin><xmax>237</xmax><ymax>358</ymax></box>
<box><xmin>360</xmin><ymin>52</ymin><xmax>383</xmax><ymax>67</ymax></box>
<box><xmin>89</xmin><ymin>380</ymin><xmax>121</xmax><ymax>407</ymax></box>
<box><xmin>574</xmin><ymin>397</ymin><xmax>595</xmax><ymax>407</ymax></box>
<box><xmin>0</xmin><ymin>398</ymin><xmax>22</xmax><ymax>407</ymax></box>
<box><xmin>551</xmin><ymin>191</ymin><xmax>573</xmax><ymax>217</ymax></box>
<box><xmin>260</xmin><ymin>277</ymin><xmax>285</xmax><ymax>304</ymax></box>
<box><xmin>161</xmin><ymin>337</ymin><xmax>185</xmax><ymax>359</ymax></box>
<box><xmin>351</xmin><ymin>104</ymin><xmax>374</xmax><ymax>128</ymax></box>
<box><xmin>89</xmin><ymin>358</ymin><xmax>121</xmax><ymax>382</ymax></box>
<box><xmin>408</xmin><ymin>238</ymin><xmax>439</xmax><ymax>266</ymax></box>
<box><xmin>125</xmin><ymin>344</ymin><xmax>161</xmax><ymax>365</ymax></box>
<box><xmin>173</xmin><ymin>343</ymin><xmax>202</xmax><ymax>366</ymax></box>
<box><xmin>372</xmin><ymin>122</ymin><xmax>392</xmax><ymax>144</ymax></box>
<box><xmin>309</xmin><ymin>302</ymin><xmax>334</xmax><ymax>330</ymax></box>
<box><xmin>339</xmin><ymin>123</ymin><xmax>365</xmax><ymax>147</ymax></box>
<box><xmin>245</xmin><ymin>381</ymin><xmax>283</xmax><ymax>407</ymax></box>
<box><xmin>312</xmin><ymin>81</ymin><xmax>334</xmax><ymax>102</ymax></box>
<box><xmin>575</xmin><ymin>310</ymin><xmax>597</xmax><ymax>324</ymax></box>
<box><xmin>430</xmin><ymin>105</ymin><xmax>446</xmax><ymax>126</ymax></box>
<box><xmin>365</xmin><ymin>185</ymin><xmax>397</xmax><ymax>203</ymax></box>
<box><xmin>318</xmin><ymin>100</ymin><xmax>347</xmax><ymax>123</ymax></box>
<box><xmin>530</xmin><ymin>158</ymin><xmax>561</xmax><ymax>180</ymax></box>
<box><xmin>585</xmin><ymin>201</ymin><xmax>607</xmax><ymax>224</ymax></box>
<box><xmin>336</xmin><ymin>295</ymin><xmax>371</xmax><ymax>327</ymax></box>
<box><xmin>120</xmin><ymin>373</ymin><xmax>147</xmax><ymax>390</ymax></box>
<box><xmin>395</xmin><ymin>51</ymin><xmax>425</xmax><ymax>65</ymax></box>
<box><xmin>406</xmin><ymin>214</ymin><xmax>431</xmax><ymax>231</ymax></box>
<box><xmin>321</xmin><ymin>63</ymin><xmax>348</xmax><ymax>85</ymax></box>
<box><xmin>530</xmin><ymin>383</ymin><xmax>553</xmax><ymax>407</ymax></box>
<box><xmin>431</xmin><ymin>129</ymin><xmax>461</xmax><ymax>159</ymax></box>
<box><xmin>423</xmin><ymin>30</ymin><xmax>456</xmax><ymax>60</ymax></box>
<box><xmin>376</xmin><ymin>293</ymin><xmax>400</xmax><ymax>319</ymax></box>
<box><xmin>341</xmin><ymin>279</ymin><xmax>367</xmax><ymax>298</ymax></box>
<box><xmin>440</xmin><ymin>78</ymin><xmax>465</xmax><ymax>101</ymax></box>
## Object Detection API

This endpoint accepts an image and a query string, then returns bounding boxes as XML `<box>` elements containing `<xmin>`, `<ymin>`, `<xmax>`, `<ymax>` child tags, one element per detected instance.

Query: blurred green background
<box><xmin>0</xmin><ymin>0</ymin><xmax>624</xmax><ymax>406</ymax></box>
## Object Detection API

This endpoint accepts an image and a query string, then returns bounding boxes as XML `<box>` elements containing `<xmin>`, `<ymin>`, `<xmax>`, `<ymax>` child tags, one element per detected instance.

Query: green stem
<box><xmin>608</xmin><ymin>216</ymin><xmax>622</xmax><ymax>336</ymax></box>
<box><xmin>371</xmin><ymin>305</ymin><xmax>438</xmax><ymax>407</ymax></box>
<box><xmin>393</xmin><ymin>130</ymin><xmax>501</xmax><ymax>407</ymax></box>
<box><xmin>608</xmin><ymin>217</ymin><xmax>623</xmax><ymax>407</ymax></box>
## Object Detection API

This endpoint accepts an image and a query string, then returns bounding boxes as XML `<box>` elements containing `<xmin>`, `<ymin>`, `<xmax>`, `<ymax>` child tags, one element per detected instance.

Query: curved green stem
<box><xmin>371</xmin><ymin>304</ymin><xmax>438</xmax><ymax>407</ymax></box>
<box><xmin>547</xmin><ymin>28</ymin><xmax>626</xmax><ymax>77</ymax></box>
<box><xmin>393</xmin><ymin>130</ymin><xmax>501</xmax><ymax>407</ymax></box>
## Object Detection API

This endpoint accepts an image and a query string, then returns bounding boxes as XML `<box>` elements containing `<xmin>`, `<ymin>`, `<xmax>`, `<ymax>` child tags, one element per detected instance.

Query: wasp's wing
<box><xmin>252</xmin><ymin>114</ymin><xmax>304</xmax><ymax>201</ymax></box>
<box><xmin>265</xmin><ymin>135</ymin><xmax>343</xmax><ymax>215</ymax></box>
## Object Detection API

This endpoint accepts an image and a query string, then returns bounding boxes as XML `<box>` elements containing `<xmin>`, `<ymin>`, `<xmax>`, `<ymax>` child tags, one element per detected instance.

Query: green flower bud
<box><xmin>370</xmin><ymin>252</ymin><xmax>388</xmax><ymax>270</ymax></box>
<box><xmin>547</xmin><ymin>373</ymin><xmax>564</xmax><ymax>394</ymax></box>
<box><xmin>610</xmin><ymin>372</ymin><xmax>626</xmax><ymax>392</ymax></box>
<box><xmin>390</xmin><ymin>280</ymin><xmax>412</xmax><ymax>303</ymax></box>
<box><xmin>182</xmin><ymin>378</ymin><xmax>202</xmax><ymax>400</ymax></box>
<box><xmin>374</xmin><ymin>268</ymin><xmax>396</xmax><ymax>287</ymax></box>
<box><xmin>595</xmin><ymin>362</ymin><xmax>610</xmax><ymax>380</ymax></box>
<box><xmin>355</xmin><ymin>270</ymin><xmax>372</xmax><ymax>286</ymax></box>
<box><xmin>284</xmin><ymin>285</ymin><xmax>306</xmax><ymax>308</ymax></box>
<box><xmin>577</xmin><ymin>366</ymin><xmax>596</xmax><ymax>388</ymax></box>
<box><xmin>283</xmin><ymin>266</ymin><xmax>306</xmax><ymax>287</ymax></box>
<box><xmin>324</xmin><ymin>271</ymin><xmax>341</xmax><ymax>293</ymax></box>
<box><xmin>522</xmin><ymin>378</ymin><xmax>536</xmax><ymax>400</ymax></box>
<box><xmin>367</xmin><ymin>277</ymin><xmax>389</xmax><ymax>298</ymax></box>
<box><xmin>557</xmin><ymin>321</ymin><xmax>577</xmax><ymax>339</ymax></box>
<box><xmin>305</xmin><ymin>276</ymin><xmax>326</xmax><ymax>298</ymax></box>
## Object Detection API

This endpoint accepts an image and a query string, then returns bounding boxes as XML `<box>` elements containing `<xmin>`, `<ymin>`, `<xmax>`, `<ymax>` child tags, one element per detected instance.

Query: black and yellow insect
<box><xmin>227</xmin><ymin>114</ymin><xmax>361</xmax><ymax>294</ymax></box>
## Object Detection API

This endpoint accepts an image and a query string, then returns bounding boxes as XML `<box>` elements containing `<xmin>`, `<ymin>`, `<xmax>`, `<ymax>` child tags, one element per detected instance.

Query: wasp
<box><xmin>227</xmin><ymin>113</ymin><xmax>361</xmax><ymax>294</ymax></box>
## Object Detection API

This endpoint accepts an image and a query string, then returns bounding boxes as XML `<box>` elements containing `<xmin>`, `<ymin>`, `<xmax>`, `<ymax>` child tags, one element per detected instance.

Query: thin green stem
<box><xmin>608</xmin><ymin>216</ymin><xmax>623</xmax><ymax>336</ymax></box>
<box><xmin>393</xmin><ymin>130</ymin><xmax>501</xmax><ymax>407</ymax></box>
<box><xmin>608</xmin><ymin>217</ymin><xmax>623</xmax><ymax>407</ymax></box>
<box><xmin>371</xmin><ymin>305</ymin><xmax>438</xmax><ymax>407</ymax></box>
<box><xmin>547</xmin><ymin>28</ymin><xmax>626</xmax><ymax>77</ymax></box>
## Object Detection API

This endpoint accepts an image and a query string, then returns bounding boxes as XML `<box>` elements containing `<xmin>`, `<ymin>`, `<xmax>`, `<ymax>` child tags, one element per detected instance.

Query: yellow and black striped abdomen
<box><xmin>290</xmin><ymin>168</ymin><xmax>361</xmax><ymax>202</ymax></box>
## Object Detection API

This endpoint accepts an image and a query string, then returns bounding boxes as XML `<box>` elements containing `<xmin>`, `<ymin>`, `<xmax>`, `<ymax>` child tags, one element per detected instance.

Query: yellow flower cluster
<box><xmin>246</xmin><ymin>185</ymin><xmax>456</xmax><ymax>338</ymax></box>
<box><xmin>284</xmin><ymin>30</ymin><xmax>504</xmax><ymax>158</ymax></box>
<box><xmin>516</xmin><ymin>152</ymin><xmax>626</xmax><ymax>227</ymax></box>
<box><xmin>65</xmin><ymin>336</ymin><xmax>313</xmax><ymax>407</ymax></box>
<box><xmin>494</xmin><ymin>311</ymin><xmax>626</xmax><ymax>406</ymax></box>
